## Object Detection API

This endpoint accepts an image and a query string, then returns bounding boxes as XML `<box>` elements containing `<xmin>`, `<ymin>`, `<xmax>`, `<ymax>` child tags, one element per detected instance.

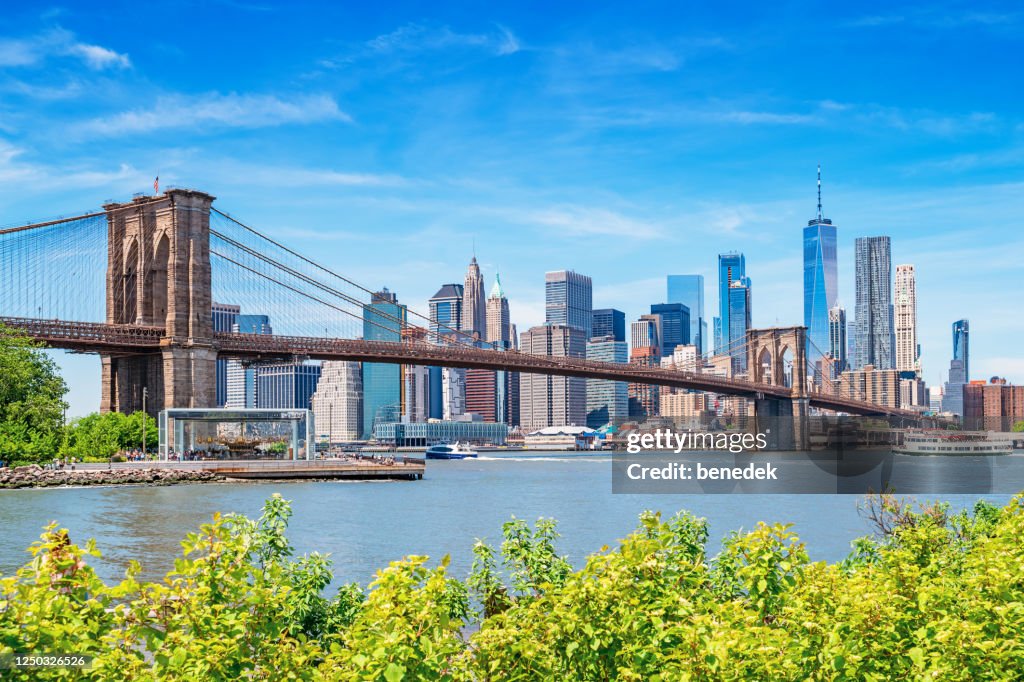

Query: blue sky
<box><xmin>1</xmin><ymin>1</ymin><xmax>1022</xmax><ymax>416</ymax></box>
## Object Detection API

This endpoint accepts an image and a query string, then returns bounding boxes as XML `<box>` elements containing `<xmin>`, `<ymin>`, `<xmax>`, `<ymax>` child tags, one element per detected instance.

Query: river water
<box><xmin>0</xmin><ymin>452</ymin><xmax>1013</xmax><ymax>588</ymax></box>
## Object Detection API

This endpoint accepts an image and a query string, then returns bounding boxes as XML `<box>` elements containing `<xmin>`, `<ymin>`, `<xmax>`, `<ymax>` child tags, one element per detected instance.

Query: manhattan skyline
<box><xmin>0</xmin><ymin>2</ymin><xmax>1021</xmax><ymax>416</ymax></box>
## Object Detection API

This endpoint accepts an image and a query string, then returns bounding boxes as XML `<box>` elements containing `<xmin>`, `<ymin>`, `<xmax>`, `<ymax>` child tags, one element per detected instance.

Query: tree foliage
<box><xmin>2</xmin><ymin>494</ymin><xmax>1023</xmax><ymax>680</ymax></box>
<box><xmin>60</xmin><ymin>411</ymin><xmax>157</xmax><ymax>461</ymax></box>
<box><xmin>0</xmin><ymin>323</ymin><xmax>68</xmax><ymax>465</ymax></box>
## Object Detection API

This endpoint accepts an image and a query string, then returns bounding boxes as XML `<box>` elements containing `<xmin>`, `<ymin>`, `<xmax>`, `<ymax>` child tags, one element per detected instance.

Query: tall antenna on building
<box><xmin>816</xmin><ymin>163</ymin><xmax>823</xmax><ymax>221</ymax></box>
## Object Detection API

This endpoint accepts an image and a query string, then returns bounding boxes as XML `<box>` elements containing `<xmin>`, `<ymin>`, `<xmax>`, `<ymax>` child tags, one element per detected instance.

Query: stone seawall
<box><xmin>0</xmin><ymin>465</ymin><xmax>224</xmax><ymax>489</ymax></box>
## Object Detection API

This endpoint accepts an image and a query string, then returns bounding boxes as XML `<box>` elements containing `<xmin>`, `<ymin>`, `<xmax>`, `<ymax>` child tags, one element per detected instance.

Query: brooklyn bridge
<box><xmin>0</xmin><ymin>188</ymin><xmax>927</xmax><ymax>431</ymax></box>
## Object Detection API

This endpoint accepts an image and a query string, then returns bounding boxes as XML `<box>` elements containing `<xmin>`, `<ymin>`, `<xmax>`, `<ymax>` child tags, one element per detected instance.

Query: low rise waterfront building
<box><xmin>373</xmin><ymin>418</ymin><xmax>509</xmax><ymax>447</ymax></box>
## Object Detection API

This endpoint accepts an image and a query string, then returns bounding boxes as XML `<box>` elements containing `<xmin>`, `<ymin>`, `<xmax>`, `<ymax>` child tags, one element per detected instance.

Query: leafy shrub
<box><xmin>1</xmin><ymin>494</ymin><xmax>1022</xmax><ymax>680</ymax></box>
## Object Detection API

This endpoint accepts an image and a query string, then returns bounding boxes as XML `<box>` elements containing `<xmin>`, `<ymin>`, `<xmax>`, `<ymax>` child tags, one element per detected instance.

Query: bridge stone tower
<box><xmin>746</xmin><ymin>326</ymin><xmax>810</xmax><ymax>450</ymax></box>
<box><xmin>100</xmin><ymin>190</ymin><xmax>217</xmax><ymax>417</ymax></box>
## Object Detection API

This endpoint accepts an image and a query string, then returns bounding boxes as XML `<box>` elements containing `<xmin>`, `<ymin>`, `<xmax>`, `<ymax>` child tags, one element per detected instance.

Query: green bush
<box><xmin>2</xmin><ymin>494</ymin><xmax>1023</xmax><ymax>680</ymax></box>
<box><xmin>0</xmin><ymin>323</ymin><xmax>68</xmax><ymax>465</ymax></box>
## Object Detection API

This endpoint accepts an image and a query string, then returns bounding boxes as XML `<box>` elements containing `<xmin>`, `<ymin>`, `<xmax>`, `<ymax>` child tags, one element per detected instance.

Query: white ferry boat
<box><xmin>895</xmin><ymin>431</ymin><xmax>1012</xmax><ymax>456</ymax></box>
<box><xmin>425</xmin><ymin>442</ymin><xmax>479</xmax><ymax>460</ymax></box>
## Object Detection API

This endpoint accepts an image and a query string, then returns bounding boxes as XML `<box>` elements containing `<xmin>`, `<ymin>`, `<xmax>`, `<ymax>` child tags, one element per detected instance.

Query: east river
<box><xmin>0</xmin><ymin>452</ymin><xmax>1016</xmax><ymax>588</ymax></box>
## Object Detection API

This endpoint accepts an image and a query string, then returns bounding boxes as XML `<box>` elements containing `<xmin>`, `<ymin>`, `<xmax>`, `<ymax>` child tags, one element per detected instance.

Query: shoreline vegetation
<box><xmin>1</xmin><ymin>494</ymin><xmax>1022</xmax><ymax>680</ymax></box>
<box><xmin>0</xmin><ymin>465</ymin><xmax>224</xmax><ymax>489</ymax></box>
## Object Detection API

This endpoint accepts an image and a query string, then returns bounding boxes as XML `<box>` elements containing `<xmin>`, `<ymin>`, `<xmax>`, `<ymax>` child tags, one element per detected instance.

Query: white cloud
<box><xmin>74</xmin><ymin>92</ymin><xmax>351</xmax><ymax>137</ymax></box>
<box><xmin>354</xmin><ymin>23</ymin><xmax>521</xmax><ymax>59</ymax></box>
<box><xmin>0</xmin><ymin>28</ymin><xmax>129</xmax><ymax>70</ymax></box>
<box><xmin>527</xmin><ymin>205</ymin><xmax>663</xmax><ymax>239</ymax></box>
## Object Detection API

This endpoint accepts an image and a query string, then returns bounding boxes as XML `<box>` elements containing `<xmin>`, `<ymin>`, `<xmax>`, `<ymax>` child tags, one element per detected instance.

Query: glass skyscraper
<box><xmin>650</xmin><ymin>302</ymin><xmax>690</xmax><ymax>358</ymax></box>
<box><xmin>592</xmin><ymin>308</ymin><xmax>625</xmax><ymax>342</ymax></box>
<box><xmin>545</xmin><ymin>270</ymin><xmax>592</xmax><ymax>339</ymax></box>
<box><xmin>226</xmin><ymin>313</ymin><xmax>272</xmax><ymax>408</ymax></box>
<box><xmin>362</xmin><ymin>288</ymin><xmax>407</xmax><ymax>439</ymax></box>
<box><xmin>212</xmin><ymin>303</ymin><xmax>240</xmax><ymax>407</ymax></box>
<box><xmin>854</xmin><ymin>236</ymin><xmax>894</xmax><ymax>369</ymax></box>
<box><xmin>727</xmin><ymin>277</ymin><xmax>752</xmax><ymax>373</ymax></box>
<box><xmin>667</xmin><ymin>274</ymin><xmax>706</xmax><ymax>354</ymax></box>
<box><xmin>256</xmin><ymin>363</ymin><xmax>322</xmax><ymax>410</ymax></box>
<box><xmin>585</xmin><ymin>336</ymin><xmax>629</xmax><ymax>428</ymax></box>
<box><xmin>803</xmin><ymin>168</ymin><xmax>838</xmax><ymax>363</ymax></box>
<box><xmin>828</xmin><ymin>305</ymin><xmax>848</xmax><ymax>378</ymax></box>
<box><xmin>429</xmin><ymin>283</ymin><xmax>463</xmax><ymax>340</ymax></box>
<box><xmin>716</xmin><ymin>253</ymin><xmax>746</xmax><ymax>354</ymax></box>
<box><xmin>953</xmin><ymin>319</ymin><xmax>969</xmax><ymax>382</ymax></box>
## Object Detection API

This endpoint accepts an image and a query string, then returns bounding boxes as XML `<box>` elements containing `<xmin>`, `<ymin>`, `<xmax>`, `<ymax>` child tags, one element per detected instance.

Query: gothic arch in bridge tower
<box><xmin>122</xmin><ymin>237</ymin><xmax>139</xmax><ymax>324</ymax></box>
<box><xmin>147</xmin><ymin>232</ymin><xmax>169</xmax><ymax>326</ymax></box>
<box><xmin>745</xmin><ymin>326</ymin><xmax>807</xmax><ymax>396</ymax></box>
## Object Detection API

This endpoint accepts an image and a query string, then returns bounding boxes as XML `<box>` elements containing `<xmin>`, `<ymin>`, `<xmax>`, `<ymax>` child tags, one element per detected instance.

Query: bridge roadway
<box><xmin>1</xmin><ymin>316</ymin><xmax>920</xmax><ymax>419</ymax></box>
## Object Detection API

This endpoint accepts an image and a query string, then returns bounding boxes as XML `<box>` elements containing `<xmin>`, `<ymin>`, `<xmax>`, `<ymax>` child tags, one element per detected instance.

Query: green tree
<box><xmin>61</xmin><ymin>411</ymin><xmax>158</xmax><ymax>461</ymax></box>
<box><xmin>1012</xmin><ymin>420</ymin><xmax>1024</xmax><ymax>433</ymax></box>
<box><xmin>0</xmin><ymin>323</ymin><xmax>68</xmax><ymax>465</ymax></box>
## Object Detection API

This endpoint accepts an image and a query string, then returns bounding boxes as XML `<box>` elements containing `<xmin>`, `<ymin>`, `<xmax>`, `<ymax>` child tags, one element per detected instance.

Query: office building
<box><xmin>461</xmin><ymin>256</ymin><xmax>486</xmax><ymax>340</ymax></box>
<box><xmin>839</xmin><ymin>365</ymin><xmax>900</xmax><ymax>410</ymax></box>
<box><xmin>854</xmin><ymin>236</ymin><xmax>894</xmax><ymax>369</ymax></box>
<box><xmin>585</xmin><ymin>335</ymin><xmax>629</xmax><ymax>428</ymax></box>
<box><xmin>429</xmin><ymin>284</ymin><xmax>464</xmax><ymax>340</ymax></box>
<box><xmin>727</xmin><ymin>277</ymin><xmax>752</xmax><ymax>373</ymax></box>
<box><xmin>629</xmin><ymin>315</ymin><xmax>662</xmax><ymax>420</ymax></box>
<box><xmin>403</xmin><ymin>364</ymin><xmax>431</xmax><ymax>423</ymax></box>
<box><xmin>212</xmin><ymin>303</ymin><xmax>240</xmax><ymax>407</ymax></box>
<box><xmin>803</xmin><ymin>166</ymin><xmax>838</xmax><ymax>364</ymax></box>
<box><xmin>650</xmin><ymin>302</ymin><xmax>690</xmax><ymax>358</ymax></box>
<box><xmin>963</xmin><ymin>380</ymin><xmax>1024</xmax><ymax>431</ymax></box>
<box><xmin>545</xmin><ymin>270</ymin><xmax>593</xmax><ymax>338</ymax></box>
<box><xmin>667</xmin><ymin>274</ymin><xmax>706</xmax><ymax>354</ymax></box>
<box><xmin>953</xmin><ymin>319</ymin><xmax>970</xmax><ymax>382</ymax></box>
<box><xmin>362</xmin><ymin>288</ymin><xmax>407</xmax><ymax>439</ymax></box>
<box><xmin>256</xmin><ymin>363</ymin><xmax>322</xmax><ymax>410</ymax></box>
<box><xmin>943</xmin><ymin>359</ymin><xmax>967</xmax><ymax>416</ymax></box>
<box><xmin>311</xmin><ymin>361</ymin><xmax>362</xmax><ymax>443</ymax></box>
<box><xmin>716</xmin><ymin>252</ymin><xmax>745</xmax><ymax>353</ymax></box>
<box><xmin>485</xmin><ymin>273</ymin><xmax>512</xmax><ymax>348</ymax></box>
<box><xmin>894</xmin><ymin>264</ymin><xmax>919</xmax><ymax>374</ymax></box>
<box><xmin>225</xmin><ymin>313</ymin><xmax>272</xmax><ymax>408</ymax></box>
<box><xmin>519</xmin><ymin>324</ymin><xmax>587</xmax><ymax>430</ymax></box>
<box><xmin>592</xmin><ymin>308</ymin><xmax>626</xmax><ymax>342</ymax></box>
<box><xmin>828</xmin><ymin>305</ymin><xmax>848</xmax><ymax>378</ymax></box>
<box><xmin>485</xmin><ymin>273</ymin><xmax>516</xmax><ymax>426</ymax></box>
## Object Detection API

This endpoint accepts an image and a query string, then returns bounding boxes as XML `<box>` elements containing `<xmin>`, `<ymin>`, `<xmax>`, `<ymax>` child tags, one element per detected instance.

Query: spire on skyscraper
<box><xmin>817</xmin><ymin>163</ymin><xmax>823</xmax><ymax>221</ymax></box>
<box><xmin>489</xmin><ymin>271</ymin><xmax>505</xmax><ymax>299</ymax></box>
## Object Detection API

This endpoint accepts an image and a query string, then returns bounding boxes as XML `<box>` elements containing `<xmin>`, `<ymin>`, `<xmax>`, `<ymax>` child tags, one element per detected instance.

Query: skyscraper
<box><xmin>311</xmin><ymin>361</ymin><xmax>362</xmax><ymax>443</ymax></box>
<box><xmin>461</xmin><ymin>256</ymin><xmax>486</xmax><ymax>340</ymax></box>
<box><xmin>650</xmin><ymin>303</ymin><xmax>690</xmax><ymax>358</ymax></box>
<box><xmin>716</xmin><ymin>253</ymin><xmax>746</xmax><ymax>354</ymax></box>
<box><xmin>592</xmin><ymin>308</ymin><xmax>626</xmax><ymax>342</ymax></box>
<box><xmin>226</xmin><ymin>313</ymin><xmax>272</xmax><ymax>408</ymax></box>
<box><xmin>212</xmin><ymin>303</ymin><xmax>240</xmax><ymax>407</ymax></box>
<box><xmin>953</xmin><ymin>318</ymin><xmax>970</xmax><ymax>382</ymax></box>
<box><xmin>586</xmin><ymin>336</ymin><xmax>628</xmax><ymax>428</ymax></box>
<box><xmin>429</xmin><ymin>284</ymin><xmax>464</xmax><ymax>340</ymax></box>
<box><xmin>519</xmin><ymin>324</ymin><xmax>587</xmax><ymax>430</ymax></box>
<box><xmin>485</xmin><ymin>274</ymin><xmax>512</xmax><ymax>348</ymax></box>
<box><xmin>894</xmin><ymin>264</ymin><xmax>919</xmax><ymax>375</ymax></box>
<box><xmin>803</xmin><ymin>166</ymin><xmax>838</xmax><ymax>362</ymax></box>
<box><xmin>666</xmin><ymin>275</ymin><xmax>706</xmax><ymax>354</ymax></box>
<box><xmin>256</xmin><ymin>363</ymin><xmax>322</xmax><ymax>410</ymax></box>
<box><xmin>854</xmin><ymin>236</ymin><xmax>894</xmax><ymax>369</ymax></box>
<box><xmin>727</xmin><ymin>277</ymin><xmax>752</xmax><ymax>373</ymax></box>
<box><xmin>403</xmin><ymin>364</ymin><xmax>431</xmax><ymax>423</ymax></box>
<box><xmin>629</xmin><ymin>315</ymin><xmax>662</xmax><ymax>420</ymax></box>
<box><xmin>484</xmin><ymin>273</ymin><xmax>515</xmax><ymax>425</ymax></box>
<box><xmin>362</xmin><ymin>288</ymin><xmax>407</xmax><ymax>439</ymax></box>
<box><xmin>545</xmin><ymin>270</ymin><xmax>592</xmax><ymax>338</ymax></box>
<box><xmin>828</xmin><ymin>305</ymin><xmax>848</xmax><ymax>378</ymax></box>
<box><xmin>429</xmin><ymin>283</ymin><xmax>465</xmax><ymax>421</ymax></box>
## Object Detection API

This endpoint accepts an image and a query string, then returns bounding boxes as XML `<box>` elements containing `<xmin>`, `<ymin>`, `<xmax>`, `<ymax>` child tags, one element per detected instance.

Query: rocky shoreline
<box><xmin>0</xmin><ymin>465</ymin><xmax>225</xmax><ymax>489</ymax></box>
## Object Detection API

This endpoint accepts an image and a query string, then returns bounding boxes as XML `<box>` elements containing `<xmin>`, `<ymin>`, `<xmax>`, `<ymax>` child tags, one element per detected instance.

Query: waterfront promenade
<box><xmin>75</xmin><ymin>457</ymin><xmax>425</xmax><ymax>481</ymax></box>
